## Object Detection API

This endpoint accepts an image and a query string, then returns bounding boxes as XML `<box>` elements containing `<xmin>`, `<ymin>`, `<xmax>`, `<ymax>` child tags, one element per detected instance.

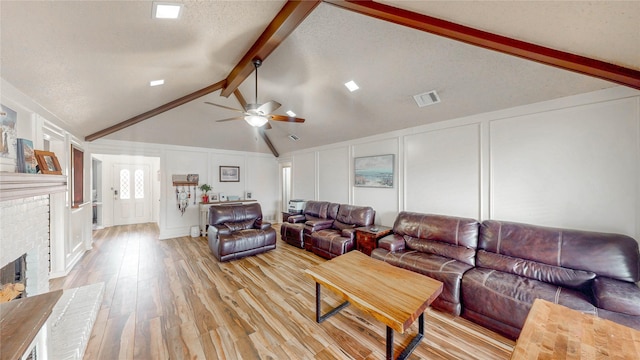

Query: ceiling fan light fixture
<box><xmin>153</xmin><ymin>2</ymin><xmax>183</xmax><ymax>19</ymax></box>
<box><xmin>244</xmin><ymin>115</ymin><xmax>268</xmax><ymax>127</ymax></box>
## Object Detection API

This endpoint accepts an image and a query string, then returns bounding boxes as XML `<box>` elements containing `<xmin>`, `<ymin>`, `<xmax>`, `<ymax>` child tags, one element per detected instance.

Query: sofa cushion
<box><xmin>476</xmin><ymin>250</ymin><xmax>596</xmax><ymax>290</ymax></box>
<box><xmin>333</xmin><ymin>220</ymin><xmax>355</xmax><ymax>231</ymax></box>
<box><xmin>592</xmin><ymin>277</ymin><xmax>640</xmax><ymax>315</ymax></box>
<box><xmin>336</xmin><ymin>204</ymin><xmax>375</xmax><ymax>227</ymax></box>
<box><xmin>372</xmin><ymin>248</ymin><xmax>473</xmax><ymax>316</ymax></box>
<box><xmin>462</xmin><ymin>267</ymin><xmax>596</xmax><ymax>337</ymax></box>
<box><xmin>304</xmin><ymin>219</ymin><xmax>334</xmax><ymax>233</ymax></box>
<box><xmin>224</xmin><ymin>219</ymin><xmax>255</xmax><ymax>232</ymax></box>
<box><xmin>480</xmin><ymin>220</ymin><xmax>640</xmax><ymax>283</ymax></box>
<box><xmin>405</xmin><ymin>236</ymin><xmax>477</xmax><ymax>267</ymax></box>
<box><xmin>393</xmin><ymin>212</ymin><xmax>479</xmax><ymax>248</ymax></box>
<box><xmin>311</xmin><ymin>229</ymin><xmax>353</xmax><ymax>259</ymax></box>
<box><xmin>392</xmin><ymin>212</ymin><xmax>478</xmax><ymax>266</ymax></box>
<box><xmin>209</xmin><ymin>202</ymin><xmax>262</xmax><ymax>225</ymax></box>
<box><xmin>303</xmin><ymin>201</ymin><xmax>329</xmax><ymax>219</ymax></box>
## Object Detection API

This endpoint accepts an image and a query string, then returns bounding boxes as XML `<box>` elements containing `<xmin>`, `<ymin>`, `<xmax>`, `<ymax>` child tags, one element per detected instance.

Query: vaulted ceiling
<box><xmin>2</xmin><ymin>1</ymin><xmax>639</xmax><ymax>156</ymax></box>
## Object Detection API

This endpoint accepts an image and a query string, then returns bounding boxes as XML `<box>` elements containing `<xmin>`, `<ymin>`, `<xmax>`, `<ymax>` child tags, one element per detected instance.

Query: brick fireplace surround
<box><xmin>0</xmin><ymin>173</ymin><xmax>66</xmax><ymax>296</ymax></box>
<box><xmin>0</xmin><ymin>173</ymin><xmax>105</xmax><ymax>360</ymax></box>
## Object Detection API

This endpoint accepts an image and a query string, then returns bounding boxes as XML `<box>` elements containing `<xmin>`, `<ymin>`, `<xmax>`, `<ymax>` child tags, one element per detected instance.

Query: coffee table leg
<box><xmin>387</xmin><ymin>312</ymin><xmax>425</xmax><ymax>360</ymax></box>
<box><xmin>315</xmin><ymin>282</ymin><xmax>350</xmax><ymax>323</ymax></box>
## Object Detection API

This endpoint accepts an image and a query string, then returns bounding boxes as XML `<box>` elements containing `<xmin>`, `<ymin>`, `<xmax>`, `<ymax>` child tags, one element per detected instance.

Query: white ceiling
<box><xmin>1</xmin><ymin>1</ymin><xmax>638</xmax><ymax>156</ymax></box>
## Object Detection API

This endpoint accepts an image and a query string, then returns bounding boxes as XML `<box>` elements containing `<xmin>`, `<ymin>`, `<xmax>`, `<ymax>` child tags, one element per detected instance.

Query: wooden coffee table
<box><xmin>305</xmin><ymin>251</ymin><xmax>443</xmax><ymax>359</ymax></box>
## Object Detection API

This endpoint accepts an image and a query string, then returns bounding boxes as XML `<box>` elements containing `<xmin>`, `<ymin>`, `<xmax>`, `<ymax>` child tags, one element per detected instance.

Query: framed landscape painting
<box><xmin>354</xmin><ymin>154</ymin><xmax>394</xmax><ymax>188</ymax></box>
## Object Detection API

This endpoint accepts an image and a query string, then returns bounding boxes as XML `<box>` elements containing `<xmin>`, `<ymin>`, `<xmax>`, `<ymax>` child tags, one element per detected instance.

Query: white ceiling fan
<box><xmin>205</xmin><ymin>59</ymin><xmax>305</xmax><ymax>128</ymax></box>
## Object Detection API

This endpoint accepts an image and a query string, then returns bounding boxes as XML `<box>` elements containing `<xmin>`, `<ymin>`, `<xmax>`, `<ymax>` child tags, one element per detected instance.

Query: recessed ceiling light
<box><xmin>344</xmin><ymin>80</ymin><xmax>359</xmax><ymax>92</ymax></box>
<box><xmin>153</xmin><ymin>2</ymin><xmax>183</xmax><ymax>19</ymax></box>
<box><xmin>286</xmin><ymin>110</ymin><xmax>296</xmax><ymax>117</ymax></box>
<box><xmin>149</xmin><ymin>79</ymin><xmax>165</xmax><ymax>86</ymax></box>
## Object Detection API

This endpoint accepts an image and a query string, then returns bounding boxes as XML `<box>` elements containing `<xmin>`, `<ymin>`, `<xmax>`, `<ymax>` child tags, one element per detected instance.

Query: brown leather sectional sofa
<box><xmin>207</xmin><ymin>203</ymin><xmax>276</xmax><ymax>262</ymax></box>
<box><xmin>373</xmin><ymin>212</ymin><xmax>640</xmax><ymax>339</ymax></box>
<box><xmin>280</xmin><ymin>200</ymin><xmax>375</xmax><ymax>259</ymax></box>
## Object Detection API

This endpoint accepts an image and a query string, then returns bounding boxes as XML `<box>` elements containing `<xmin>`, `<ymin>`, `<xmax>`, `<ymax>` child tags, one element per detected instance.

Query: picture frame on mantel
<box><xmin>35</xmin><ymin>150</ymin><xmax>62</xmax><ymax>175</ymax></box>
<box><xmin>219</xmin><ymin>166</ymin><xmax>239</xmax><ymax>182</ymax></box>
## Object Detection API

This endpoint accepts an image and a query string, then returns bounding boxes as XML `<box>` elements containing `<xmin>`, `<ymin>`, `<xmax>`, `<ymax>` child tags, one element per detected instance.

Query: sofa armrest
<box><xmin>593</xmin><ymin>277</ymin><xmax>640</xmax><ymax>315</ymax></box>
<box><xmin>305</xmin><ymin>219</ymin><xmax>334</xmax><ymax>232</ymax></box>
<box><xmin>211</xmin><ymin>224</ymin><xmax>231</xmax><ymax>236</ymax></box>
<box><xmin>259</xmin><ymin>222</ymin><xmax>272</xmax><ymax>230</ymax></box>
<box><xmin>288</xmin><ymin>214</ymin><xmax>306</xmax><ymax>223</ymax></box>
<box><xmin>378</xmin><ymin>234</ymin><xmax>405</xmax><ymax>252</ymax></box>
<box><xmin>341</xmin><ymin>228</ymin><xmax>356</xmax><ymax>240</ymax></box>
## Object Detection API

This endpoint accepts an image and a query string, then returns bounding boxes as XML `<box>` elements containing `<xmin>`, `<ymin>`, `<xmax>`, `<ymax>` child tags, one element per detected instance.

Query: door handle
<box><xmin>114</xmin><ymin>189</ymin><xmax>119</xmax><ymax>200</ymax></box>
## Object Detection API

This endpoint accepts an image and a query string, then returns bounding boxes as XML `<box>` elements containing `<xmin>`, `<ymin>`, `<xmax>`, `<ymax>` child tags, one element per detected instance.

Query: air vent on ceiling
<box><xmin>288</xmin><ymin>134</ymin><xmax>300</xmax><ymax>141</ymax></box>
<box><xmin>413</xmin><ymin>90</ymin><xmax>440</xmax><ymax>108</ymax></box>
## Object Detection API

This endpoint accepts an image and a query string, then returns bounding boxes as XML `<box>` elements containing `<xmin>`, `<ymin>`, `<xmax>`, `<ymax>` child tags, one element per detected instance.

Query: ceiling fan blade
<box><xmin>257</xmin><ymin>100</ymin><xmax>281</xmax><ymax>115</ymax></box>
<box><xmin>204</xmin><ymin>101</ymin><xmax>245</xmax><ymax>113</ymax></box>
<box><xmin>216</xmin><ymin>117</ymin><xmax>244</xmax><ymax>122</ymax></box>
<box><xmin>270</xmin><ymin>114</ymin><xmax>305</xmax><ymax>123</ymax></box>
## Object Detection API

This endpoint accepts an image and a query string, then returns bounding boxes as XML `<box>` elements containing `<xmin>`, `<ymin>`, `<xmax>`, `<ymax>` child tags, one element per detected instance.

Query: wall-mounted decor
<box><xmin>219</xmin><ymin>166</ymin><xmax>239</xmax><ymax>182</ymax></box>
<box><xmin>35</xmin><ymin>150</ymin><xmax>62</xmax><ymax>175</ymax></box>
<box><xmin>171</xmin><ymin>174</ymin><xmax>199</xmax><ymax>214</ymax></box>
<box><xmin>354</xmin><ymin>154</ymin><xmax>394</xmax><ymax>188</ymax></box>
<box><xmin>0</xmin><ymin>104</ymin><xmax>17</xmax><ymax>161</ymax></box>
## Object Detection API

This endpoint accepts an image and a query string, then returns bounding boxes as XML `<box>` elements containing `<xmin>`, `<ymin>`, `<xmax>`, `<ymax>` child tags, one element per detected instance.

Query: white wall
<box><xmin>283</xmin><ymin>87</ymin><xmax>640</xmax><ymax>241</ymax></box>
<box><xmin>2</xmin><ymin>78</ymin><xmax>92</xmax><ymax>277</ymax></box>
<box><xmin>89</xmin><ymin>139</ymin><xmax>279</xmax><ymax>240</ymax></box>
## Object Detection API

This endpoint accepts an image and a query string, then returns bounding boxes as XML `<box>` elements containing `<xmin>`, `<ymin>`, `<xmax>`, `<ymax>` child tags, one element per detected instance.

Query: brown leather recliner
<box><xmin>280</xmin><ymin>201</ymin><xmax>339</xmax><ymax>250</ymax></box>
<box><xmin>311</xmin><ymin>204</ymin><xmax>375</xmax><ymax>259</ymax></box>
<box><xmin>207</xmin><ymin>203</ymin><xmax>276</xmax><ymax>262</ymax></box>
<box><xmin>371</xmin><ymin>212</ymin><xmax>479</xmax><ymax>316</ymax></box>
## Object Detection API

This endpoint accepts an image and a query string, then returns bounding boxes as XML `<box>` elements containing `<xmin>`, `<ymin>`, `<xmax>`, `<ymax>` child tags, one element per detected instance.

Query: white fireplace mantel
<box><xmin>0</xmin><ymin>172</ymin><xmax>67</xmax><ymax>202</ymax></box>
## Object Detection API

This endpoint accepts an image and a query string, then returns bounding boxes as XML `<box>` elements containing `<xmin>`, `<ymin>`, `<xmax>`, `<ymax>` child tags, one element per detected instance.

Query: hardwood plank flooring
<box><xmin>50</xmin><ymin>223</ymin><xmax>515</xmax><ymax>359</ymax></box>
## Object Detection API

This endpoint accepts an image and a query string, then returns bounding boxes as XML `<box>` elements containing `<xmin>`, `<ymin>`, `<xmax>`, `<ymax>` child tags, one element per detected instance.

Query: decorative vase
<box><xmin>202</xmin><ymin>195</ymin><xmax>209</xmax><ymax>203</ymax></box>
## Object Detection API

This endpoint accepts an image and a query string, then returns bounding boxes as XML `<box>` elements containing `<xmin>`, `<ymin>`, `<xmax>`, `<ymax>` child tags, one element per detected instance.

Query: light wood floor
<box><xmin>50</xmin><ymin>223</ymin><xmax>515</xmax><ymax>359</ymax></box>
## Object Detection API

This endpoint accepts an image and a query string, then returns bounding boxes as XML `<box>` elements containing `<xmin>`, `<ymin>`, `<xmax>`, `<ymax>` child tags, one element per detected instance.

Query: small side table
<box><xmin>355</xmin><ymin>225</ymin><xmax>392</xmax><ymax>256</ymax></box>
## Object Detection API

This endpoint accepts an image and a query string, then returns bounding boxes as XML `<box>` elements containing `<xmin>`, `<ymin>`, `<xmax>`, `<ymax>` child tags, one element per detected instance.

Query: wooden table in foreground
<box><xmin>0</xmin><ymin>290</ymin><xmax>63</xmax><ymax>360</ymax></box>
<box><xmin>305</xmin><ymin>251</ymin><xmax>443</xmax><ymax>360</ymax></box>
<box><xmin>511</xmin><ymin>298</ymin><xmax>640</xmax><ymax>360</ymax></box>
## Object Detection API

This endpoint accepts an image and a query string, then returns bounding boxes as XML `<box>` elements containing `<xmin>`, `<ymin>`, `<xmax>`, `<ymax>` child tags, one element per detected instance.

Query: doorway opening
<box><xmin>280</xmin><ymin>163</ymin><xmax>291</xmax><ymax>222</ymax></box>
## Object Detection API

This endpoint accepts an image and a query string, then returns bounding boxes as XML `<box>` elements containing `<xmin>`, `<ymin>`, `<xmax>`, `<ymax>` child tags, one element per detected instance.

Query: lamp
<box><xmin>244</xmin><ymin>115</ymin><xmax>268</xmax><ymax>127</ymax></box>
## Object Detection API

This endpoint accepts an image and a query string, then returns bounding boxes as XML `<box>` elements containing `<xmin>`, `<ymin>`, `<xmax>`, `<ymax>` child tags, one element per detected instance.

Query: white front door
<box><xmin>113</xmin><ymin>163</ymin><xmax>151</xmax><ymax>225</ymax></box>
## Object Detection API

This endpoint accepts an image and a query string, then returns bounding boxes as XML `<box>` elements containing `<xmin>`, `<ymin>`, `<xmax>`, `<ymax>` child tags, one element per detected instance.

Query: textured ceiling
<box><xmin>1</xmin><ymin>1</ymin><xmax>637</xmax><ymax>156</ymax></box>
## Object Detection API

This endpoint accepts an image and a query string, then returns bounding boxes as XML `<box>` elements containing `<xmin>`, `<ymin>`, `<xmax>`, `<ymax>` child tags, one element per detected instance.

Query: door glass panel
<box><xmin>135</xmin><ymin>169</ymin><xmax>144</xmax><ymax>199</ymax></box>
<box><xmin>120</xmin><ymin>169</ymin><xmax>130</xmax><ymax>199</ymax></box>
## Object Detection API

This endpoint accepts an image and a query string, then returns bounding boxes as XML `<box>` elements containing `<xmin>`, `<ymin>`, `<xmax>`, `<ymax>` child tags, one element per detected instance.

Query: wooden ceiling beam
<box><xmin>220</xmin><ymin>0</ymin><xmax>321</xmax><ymax>97</ymax></box>
<box><xmin>85</xmin><ymin>80</ymin><xmax>226</xmax><ymax>142</ymax></box>
<box><xmin>325</xmin><ymin>0</ymin><xmax>640</xmax><ymax>90</ymax></box>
